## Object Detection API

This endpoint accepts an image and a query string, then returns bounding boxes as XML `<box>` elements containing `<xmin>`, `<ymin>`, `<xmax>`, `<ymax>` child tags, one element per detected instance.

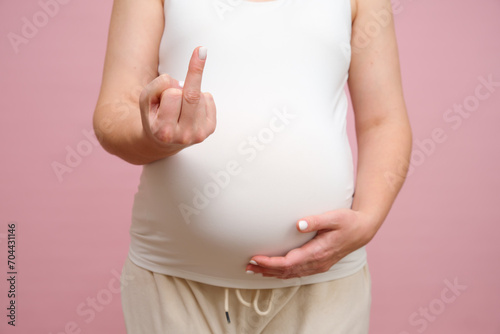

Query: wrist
<box><xmin>129</xmin><ymin>127</ymin><xmax>183</xmax><ymax>164</ymax></box>
<box><xmin>355</xmin><ymin>209</ymin><xmax>384</xmax><ymax>244</ymax></box>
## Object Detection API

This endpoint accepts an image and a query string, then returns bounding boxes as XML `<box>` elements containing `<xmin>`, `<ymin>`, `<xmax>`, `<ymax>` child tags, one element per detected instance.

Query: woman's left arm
<box><xmin>347</xmin><ymin>0</ymin><xmax>412</xmax><ymax>235</ymax></box>
<box><xmin>248</xmin><ymin>0</ymin><xmax>412</xmax><ymax>279</ymax></box>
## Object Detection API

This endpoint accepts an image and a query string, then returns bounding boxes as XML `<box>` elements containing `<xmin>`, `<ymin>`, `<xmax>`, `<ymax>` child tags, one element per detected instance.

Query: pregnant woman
<box><xmin>93</xmin><ymin>0</ymin><xmax>412</xmax><ymax>332</ymax></box>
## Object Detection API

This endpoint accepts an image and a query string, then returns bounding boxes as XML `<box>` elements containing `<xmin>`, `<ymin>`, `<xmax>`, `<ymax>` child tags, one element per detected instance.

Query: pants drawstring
<box><xmin>224</xmin><ymin>288</ymin><xmax>275</xmax><ymax>324</ymax></box>
<box><xmin>224</xmin><ymin>288</ymin><xmax>231</xmax><ymax>323</ymax></box>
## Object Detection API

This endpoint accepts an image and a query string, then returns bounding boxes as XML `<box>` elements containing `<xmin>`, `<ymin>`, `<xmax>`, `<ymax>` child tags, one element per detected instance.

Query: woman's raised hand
<box><xmin>139</xmin><ymin>46</ymin><xmax>216</xmax><ymax>155</ymax></box>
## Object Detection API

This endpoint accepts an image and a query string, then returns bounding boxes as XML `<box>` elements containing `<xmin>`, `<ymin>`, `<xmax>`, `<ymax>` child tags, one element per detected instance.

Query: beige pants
<box><xmin>120</xmin><ymin>256</ymin><xmax>371</xmax><ymax>334</ymax></box>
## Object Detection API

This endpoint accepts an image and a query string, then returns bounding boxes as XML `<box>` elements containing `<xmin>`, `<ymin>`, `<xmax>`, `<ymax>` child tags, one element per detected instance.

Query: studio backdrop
<box><xmin>0</xmin><ymin>0</ymin><xmax>499</xmax><ymax>333</ymax></box>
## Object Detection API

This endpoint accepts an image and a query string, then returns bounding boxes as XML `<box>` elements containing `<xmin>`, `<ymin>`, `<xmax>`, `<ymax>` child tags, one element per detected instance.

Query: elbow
<box><xmin>92</xmin><ymin>109</ymin><xmax>148</xmax><ymax>166</ymax></box>
<box><xmin>92</xmin><ymin>106</ymin><xmax>116</xmax><ymax>156</ymax></box>
<box><xmin>92</xmin><ymin>109</ymin><xmax>107</xmax><ymax>149</ymax></box>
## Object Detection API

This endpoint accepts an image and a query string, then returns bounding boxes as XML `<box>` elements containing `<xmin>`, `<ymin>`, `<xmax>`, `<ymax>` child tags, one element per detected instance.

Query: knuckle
<box><xmin>203</xmin><ymin>92</ymin><xmax>214</xmax><ymax>102</ymax></box>
<box><xmin>311</xmin><ymin>249</ymin><xmax>325</xmax><ymax>263</ymax></box>
<box><xmin>336</xmin><ymin>210</ymin><xmax>349</xmax><ymax>222</ymax></box>
<box><xmin>148</xmin><ymin>74</ymin><xmax>169</xmax><ymax>95</ymax></box>
<box><xmin>183</xmin><ymin>90</ymin><xmax>202</xmax><ymax>104</ymax></box>
<box><xmin>178</xmin><ymin>131</ymin><xmax>195</xmax><ymax>145</ymax></box>
<box><xmin>161</xmin><ymin>88</ymin><xmax>183</xmax><ymax>101</ymax></box>
<box><xmin>155</xmin><ymin>130</ymin><xmax>173</xmax><ymax>143</ymax></box>
<box><xmin>157</xmin><ymin>73</ymin><xmax>171</xmax><ymax>87</ymax></box>
<box><xmin>207</xmin><ymin>123</ymin><xmax>216</xmax><ymax>135</ymax></box>
<box><xmin>167</xmin><ymin>87</ymin><xmax>183</xmax><ymax>97</ymax></box>
<box><xmin>157</xmin><ymin>73</ymin><xmax>169</xmax><ymax>81</ymax></box>
<box><xmin>192</xmin><ymin>130</ymin><xmax>207</xmax><ymax>144</ymax></box>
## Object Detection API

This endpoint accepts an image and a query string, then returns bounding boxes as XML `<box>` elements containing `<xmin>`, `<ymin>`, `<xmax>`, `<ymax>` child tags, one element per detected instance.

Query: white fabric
<box><xmin>128</xmin><ymin>0</ymin><xmax>367</xmax><ymax>289</ymax></box>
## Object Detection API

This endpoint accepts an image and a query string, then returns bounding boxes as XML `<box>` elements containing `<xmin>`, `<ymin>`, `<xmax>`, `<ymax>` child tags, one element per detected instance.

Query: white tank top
<box><xmin>128</xmin><ymin>0</ymin><xmax>367</xmax><ymax>289</ymax></box>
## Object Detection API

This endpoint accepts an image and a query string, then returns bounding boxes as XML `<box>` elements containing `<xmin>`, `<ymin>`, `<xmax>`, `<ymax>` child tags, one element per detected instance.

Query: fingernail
<box><xmin>298</xmin><ymin>220</ymin><xmax>308</xmax><ymax>231</ymax></box>
<box><xmin>246</xmin><ymin>270</ymin><xmax>255</xmax><ymax>275</ymax></box>
<box><xmin>198</xmin><ymin>46</ymin><xmax>207</xmax><ymax>60</ymax></box>
<box><xmin>249</xmin><ymin>260</ymin><xmax>258</xmax><ymax>265</ymax></box>
<box><xmin>178</xmin><ymin>80</ymin><xmax>184</xmax><ymax>88</ymax></box>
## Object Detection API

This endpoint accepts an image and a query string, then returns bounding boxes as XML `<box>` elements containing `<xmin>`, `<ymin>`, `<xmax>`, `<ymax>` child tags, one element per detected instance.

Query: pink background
<box><xmin>1</xmin><ymin>0</ymin><xmax>499</xmax><ymax>333</ymax></box>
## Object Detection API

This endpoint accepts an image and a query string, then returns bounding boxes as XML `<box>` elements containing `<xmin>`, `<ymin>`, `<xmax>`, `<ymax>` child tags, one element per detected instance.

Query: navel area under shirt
<box><xmin>128</xmin><ymin>0</ymin><xmax>367</xmax><ymax>289</ymax></box>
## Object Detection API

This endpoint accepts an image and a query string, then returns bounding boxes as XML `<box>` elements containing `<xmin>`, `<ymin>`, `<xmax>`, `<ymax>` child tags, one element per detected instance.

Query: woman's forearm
<box><xmin>93</xmin><ymin>0</ymin><xmax>173</xmax><ymax>165</ymax></box>
<box><xmin>93</xmin><ymin>101</ymin><xmax>181</xmax><ymax>165</ymax></box>
<box><xmin>351</xmin><ymin>116</ymin><xmax>412</xmax><ymax>239</ymax></box>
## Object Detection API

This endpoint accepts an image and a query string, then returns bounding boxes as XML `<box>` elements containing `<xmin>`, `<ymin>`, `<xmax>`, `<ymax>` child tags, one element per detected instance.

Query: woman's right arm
<box><xmin>93</xmin><ymin>0</ymin><xmax>216</xmax><ymax>165</ymax></box>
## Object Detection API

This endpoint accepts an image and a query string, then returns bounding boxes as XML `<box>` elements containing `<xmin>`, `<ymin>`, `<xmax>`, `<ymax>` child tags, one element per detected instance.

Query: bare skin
<box><xmin>93</xmin><ymin>0</ymin><xmax>412</xmax><ymax>279</ymax></box>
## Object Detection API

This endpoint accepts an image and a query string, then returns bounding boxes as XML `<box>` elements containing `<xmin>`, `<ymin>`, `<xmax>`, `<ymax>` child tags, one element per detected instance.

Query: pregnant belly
<box><xmin>131</xmin><ymin>136</ymin><xmax>354</xmax><ymax>279</ymax></box>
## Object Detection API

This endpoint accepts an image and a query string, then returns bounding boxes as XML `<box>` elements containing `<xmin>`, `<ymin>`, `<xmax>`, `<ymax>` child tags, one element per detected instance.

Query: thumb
<box><xmin>296</xmin><ymin>210</ymin><xmax>345</xmax><ymax>233</ymax></box>
<box><xmin>140</xmin><ymin>73</ymin><xmax>179</xmax><ymax>111</ymax></box>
